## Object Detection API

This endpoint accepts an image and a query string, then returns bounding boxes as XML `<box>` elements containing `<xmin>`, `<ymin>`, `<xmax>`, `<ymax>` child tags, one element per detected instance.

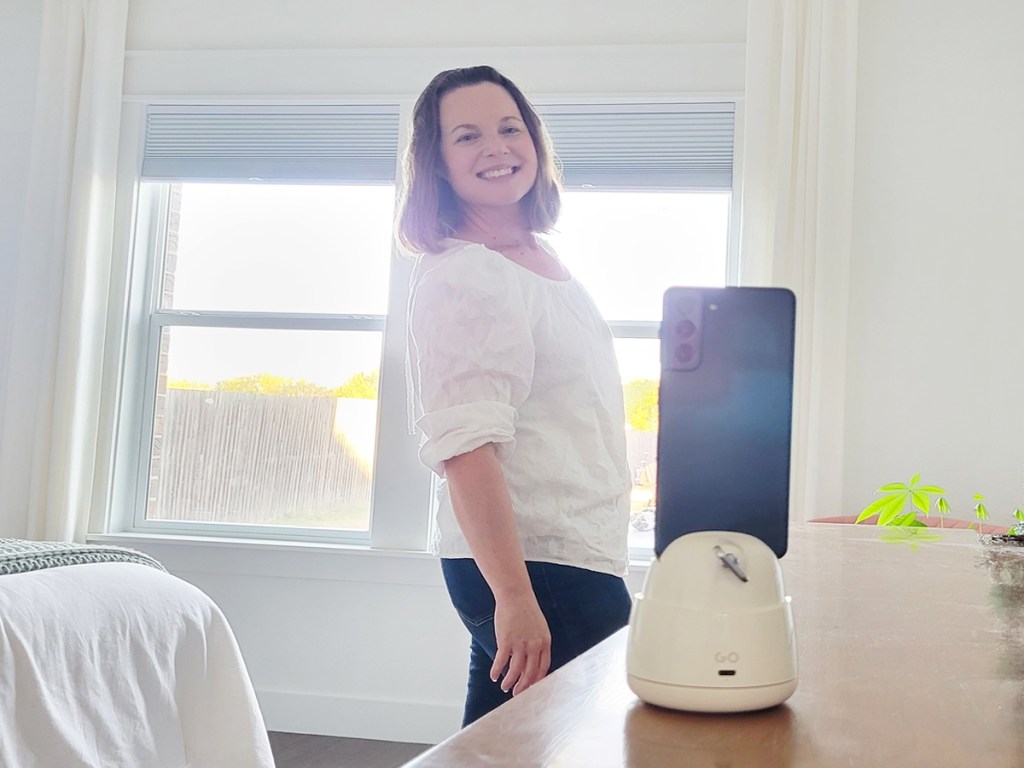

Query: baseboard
<box><xmin>256</xmin><ymin>688</ymin><xmax>461</xmax><ymax>745</ymax></box>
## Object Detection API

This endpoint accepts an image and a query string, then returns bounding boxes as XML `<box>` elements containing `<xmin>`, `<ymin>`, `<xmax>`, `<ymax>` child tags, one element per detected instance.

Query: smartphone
<box><xmin>654</xmin><ymin>286</ymin><xmax>796</xmax><ymax>558</ymax></box>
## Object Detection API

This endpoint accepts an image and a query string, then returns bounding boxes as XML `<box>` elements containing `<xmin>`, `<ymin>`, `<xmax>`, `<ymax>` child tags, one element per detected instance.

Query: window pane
<box><xmin>551</xmin><ymin>190</ymin><xmax>733</xmax><ymax>553</ymax></box>
<box><xmin>616</xmin><ymin>337</ymin><xmax>660</xmax><ymax>552</ymax></box>
<box><xmin>548</xmin><ymin>191</ymin><xmax>730</xmax><ymax>321</ymax></box>
<box><xmin>160</xmin><ymin>182</ymin><xmax>395</xmax><ymax>315</ymax></box>
<box><xmin>147</xmin><ymin>326</ymin><xmax>381</xmax><ymax>530</ymax></box>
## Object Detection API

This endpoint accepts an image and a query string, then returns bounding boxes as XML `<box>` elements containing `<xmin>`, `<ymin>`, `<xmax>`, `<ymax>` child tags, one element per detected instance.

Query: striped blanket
<box><xmin>0</xmin><ymin>538</ymin><xmax>165</xmax><ymax>576</ymax></box>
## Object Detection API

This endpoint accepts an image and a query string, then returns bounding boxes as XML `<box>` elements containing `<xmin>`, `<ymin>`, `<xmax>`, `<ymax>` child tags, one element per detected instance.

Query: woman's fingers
<box><xmin>512</xmin><ymin>644</ymin><xmax>551</xmax><ymax>695</ymax></box>
<box><xmin>492</xmin><ymin>595</ymin><xmax>552</xmax><ymax>693</ymax></box>
<box><xmin>490</xmin><ymin>648</ymin><xmax>510</xmax><ymax>684</ymax></box>
<box><xmin>495</xmin><ymin>637</ymin><xmax>552</xmax><ymax>695</ymax></box>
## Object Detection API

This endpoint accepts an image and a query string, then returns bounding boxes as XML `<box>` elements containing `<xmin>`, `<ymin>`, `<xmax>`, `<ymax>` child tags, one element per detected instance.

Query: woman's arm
<box><xmin>444</xmin><ymin>443</ymin><xmax>551</xmax><ymax>695</ymax></box>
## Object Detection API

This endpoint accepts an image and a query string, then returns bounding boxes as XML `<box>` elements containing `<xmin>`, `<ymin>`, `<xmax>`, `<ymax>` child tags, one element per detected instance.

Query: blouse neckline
<box><xmin>443</xmin><ymin>238</ymin><xmax>574</xmax><ymax>284</ymax></box>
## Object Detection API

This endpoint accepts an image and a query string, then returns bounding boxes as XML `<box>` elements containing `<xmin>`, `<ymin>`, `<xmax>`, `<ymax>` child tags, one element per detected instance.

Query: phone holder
<box><xmin>626</xmin><ymin>530</ymin><xmax>797</xmax><ymax>713</ymax></box>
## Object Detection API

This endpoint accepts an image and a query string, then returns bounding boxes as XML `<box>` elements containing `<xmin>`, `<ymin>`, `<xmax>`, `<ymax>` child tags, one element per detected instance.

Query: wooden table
<box><xmin>404</xmin><ymin>523</ymin><xmax>1024</xmax><ymax>767</ymax></box>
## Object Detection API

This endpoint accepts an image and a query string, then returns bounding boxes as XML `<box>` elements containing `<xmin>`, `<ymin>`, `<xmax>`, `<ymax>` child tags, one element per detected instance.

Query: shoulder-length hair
<box><xmin>396</xmin><ymin>65</ymin><xmax>562</xmax><ymax>256</ymax></box>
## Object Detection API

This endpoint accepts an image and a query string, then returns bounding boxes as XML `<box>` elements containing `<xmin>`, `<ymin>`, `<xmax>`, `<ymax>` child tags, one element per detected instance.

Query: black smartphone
<box><xmin>654</xmin><ymin>286</ymin><xmax>796</xmax><ymax>558</ymax></box>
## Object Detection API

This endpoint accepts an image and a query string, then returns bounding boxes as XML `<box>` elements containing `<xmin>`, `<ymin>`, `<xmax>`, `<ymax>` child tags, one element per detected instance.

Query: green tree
<box><xmin>332</xmin><ymin>370</ymin><xmax>379</xmax><ymax>399</ymax></box>
<box><xmin>167</xmin><ymin>379</ymin><xmax>212</xmax><ymax>391</ymax></box>
<box><xmin>215</xmin><ymin>373</ymin><xmax>330</xmax><ymax>396</ymax></box>
<box><xmin>170</xmin><ymin>371</ymin><xmax>381</xmax><ymax>398</ymax></box>
<box><xmin>623</xmin><ymin>378</ymin><xmax>658</xmax><ymax>432</ymax></box>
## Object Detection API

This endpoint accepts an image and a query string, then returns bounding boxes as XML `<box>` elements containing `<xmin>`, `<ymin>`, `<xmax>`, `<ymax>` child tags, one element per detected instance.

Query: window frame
<box><xmin>103</xmin><ymin>96</ymin><xmax>744</xmax><ymax>557</ymax></box>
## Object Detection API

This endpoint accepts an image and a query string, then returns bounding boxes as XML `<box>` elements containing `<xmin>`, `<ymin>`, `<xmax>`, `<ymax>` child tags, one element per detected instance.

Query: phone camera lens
<box><xmin>675</xmin><ymin>343</ymin><xmax>696</xmax><ymax>364</ymax></box>
<box><xmin>676</xmin><ymin>319</ymin><xmax>697</xmax><ymax>339</ymax></box>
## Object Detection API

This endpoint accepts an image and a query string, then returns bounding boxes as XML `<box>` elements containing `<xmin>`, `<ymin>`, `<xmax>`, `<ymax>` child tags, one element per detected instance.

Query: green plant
<box><xmin>973</xmin><ymin>493</ymin><xmax>990</xmax><ymax>530</ymax></box>
<box><xmin>856</xmin><ymin>473</ymin><xmax>948</xmax><ymax>527</ymax></box>
<box><xmin>1010</xmin><ymin>507</ymin><xmax>1024</xmax><ymax>536</ymax></box>
<box><xmin>858</xmin><ymin>473</ymin><xmax>1024</xmax><ymax>534</ymax></box>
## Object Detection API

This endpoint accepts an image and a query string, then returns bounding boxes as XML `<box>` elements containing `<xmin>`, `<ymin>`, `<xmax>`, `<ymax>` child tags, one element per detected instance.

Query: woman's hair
<box><xmin>396</xmin><ymin>65</ymin><xmax>562</xmax><ymax>255</ymax></box>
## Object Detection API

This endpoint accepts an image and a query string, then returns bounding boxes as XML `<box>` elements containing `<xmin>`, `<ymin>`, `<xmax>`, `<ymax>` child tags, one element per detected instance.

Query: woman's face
<box><xmin>437</xmin><ymin>82</ymin><xmax>539</xmax><ymax>214</ymax></box>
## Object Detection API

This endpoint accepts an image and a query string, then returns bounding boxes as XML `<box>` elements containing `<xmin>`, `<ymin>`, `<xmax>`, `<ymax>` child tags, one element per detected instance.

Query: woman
<box><xmin>398</xmin><ymin>65</ymin><xmax>633</xmax><ymax>726</ymax></box>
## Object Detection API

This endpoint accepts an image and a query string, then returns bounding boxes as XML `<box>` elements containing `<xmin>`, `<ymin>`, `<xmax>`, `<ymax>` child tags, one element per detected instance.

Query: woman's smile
<box><xmin>477</xmin><ymin>165</ymin><xmax>520</xmax><ymax>180</ymax></box>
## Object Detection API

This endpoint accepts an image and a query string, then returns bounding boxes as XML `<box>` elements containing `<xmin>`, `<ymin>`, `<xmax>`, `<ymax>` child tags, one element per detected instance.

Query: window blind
<box><xmin>141</xmin><ymin>105</ymin><xmax>401</xmax><ymax>183</ymax></box>
<box><xmin>140</xmin><ymin>102</ymin><xmax>733</xmax><ymax>190</ymax></box>
<box><xmin>538</xmin><ymin>103</ymin><xmax>735</xmax><ymax>190</ymax></box>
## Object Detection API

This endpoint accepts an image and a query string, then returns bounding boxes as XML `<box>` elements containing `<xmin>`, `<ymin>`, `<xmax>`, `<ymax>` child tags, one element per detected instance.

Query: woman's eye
<box><xmin>501</xmin><ymin>125</ymin><xmax>522</xmax><ymax>135</ymax></box>
<box><xmin>455</xmin><ymin>133</ymin><xmax>477</xmax><ymax>143</ymax></box>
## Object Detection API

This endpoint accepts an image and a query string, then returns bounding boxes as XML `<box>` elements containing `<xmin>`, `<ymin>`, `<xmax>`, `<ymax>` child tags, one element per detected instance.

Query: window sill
<box><xmin>89</xmin><ymin>532</ymin><xmax>442</xmax><ymax>586</ymax></box>
<box><xmin>90</xmin><ymin>532</ymin><xmax>654</xmax><ymax>587</ymax></box>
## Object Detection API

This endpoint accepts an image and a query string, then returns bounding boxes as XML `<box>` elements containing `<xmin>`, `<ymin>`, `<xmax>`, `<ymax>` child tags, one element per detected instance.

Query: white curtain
<box><xmin>739</xmin><ymin>0</ymin><xmax>859</xmax><ymax>521</ymax></box>
<box><xmin>0</xmin><ymin>0</ymin><xmax>129</xmax><ymax>542</ymax></box>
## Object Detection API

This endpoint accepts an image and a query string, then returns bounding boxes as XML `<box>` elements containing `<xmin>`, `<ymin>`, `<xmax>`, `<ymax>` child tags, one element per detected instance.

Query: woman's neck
<box><xmin>453</xmin><ymin>207</ymin><xmax>568</xmax><ymax>281</ymax></box>
<box><xmin>456</xmin><ymin>206</ymin><xmax>532</xmax><ymax>249</ymax></box>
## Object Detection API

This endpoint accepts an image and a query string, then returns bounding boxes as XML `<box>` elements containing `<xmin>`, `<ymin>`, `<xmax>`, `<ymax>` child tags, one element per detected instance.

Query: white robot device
<box><xmin>626</xmin><ymin>530</ymin><xmax>797</xmax><ymax>713</ymax></box>
<box><xmin>626</xmin><ymin>288</ymin><xmax>799</xmax><ymax>713</ymax></box>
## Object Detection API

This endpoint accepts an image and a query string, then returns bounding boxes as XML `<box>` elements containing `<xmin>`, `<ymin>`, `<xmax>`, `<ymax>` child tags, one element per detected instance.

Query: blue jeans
<box><xmin>440</xmin><ymin>558</ymin><xmax>632</xmax><ymax>726</ymax></box>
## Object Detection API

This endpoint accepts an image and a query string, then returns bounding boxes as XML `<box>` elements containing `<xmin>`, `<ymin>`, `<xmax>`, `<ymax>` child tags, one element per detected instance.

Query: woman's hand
<box><xmin>492</xmin><ymin>590</ymin><xmax>551</xmax><ymax>695</ymax></box>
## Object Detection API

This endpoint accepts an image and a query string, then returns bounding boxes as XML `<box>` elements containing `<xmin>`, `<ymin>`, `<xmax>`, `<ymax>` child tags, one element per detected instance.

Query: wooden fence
<box><xmin>149</xmin><ymin>390</ymin><xmax>375</xmax><ymax>529</ymax></box>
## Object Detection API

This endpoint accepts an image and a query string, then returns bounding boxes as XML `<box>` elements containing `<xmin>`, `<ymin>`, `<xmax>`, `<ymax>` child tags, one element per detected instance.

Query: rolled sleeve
<box><xmin>409</xmin><ymin>247</ymin><xmax>535</xmax><ymax>476</ymax></box>
<box><xmin>416</xmin><ymin>401</ymin><xmax>518</xmax><ymax>475</ymax></box>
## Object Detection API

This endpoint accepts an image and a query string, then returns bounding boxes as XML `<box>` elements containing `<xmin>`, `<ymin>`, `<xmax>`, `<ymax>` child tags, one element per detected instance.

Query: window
<box><xmin>118</xmin><ymin>105</ymin><xmax>405</xmax><ymax>544</ymax></box>
<box><xmin>147</xmin><ymin>183</ymin><xmax>393</xmax><ymax>534</ymax></box>
<box><xmin>548</xmin><ymin>190</ymin><xmax>731</xmax><ymax>550</ymax></box>
<box><xmin>113</xmin><ymin>100</ymin><xmax>737</xmax><ymax>555</ymax></box>
<box><xmin>539</xmin><ymin>103</ymin><xmax>736</xmax><ymax>550</ymax></box>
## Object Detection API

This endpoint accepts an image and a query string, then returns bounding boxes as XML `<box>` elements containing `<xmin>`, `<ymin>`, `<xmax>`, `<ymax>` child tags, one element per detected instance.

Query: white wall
<box><xmin>845</xmin><ymin>0</ymin><xmax>1024</xmax><ymax>520</ymax></box>
<box><xmin>0</xmin><ymin>0</ymin><xmax>44</xmax><ymax>540</ymax></box>
<box><xmin>120</xmin><ymin>2</ymin><xmax>747</xmax><ymax>100</ymax></box>
<box><xmin>125</xmin><ymin>0</ymin><xmax>747</xmax><ymax>49</ymax></box>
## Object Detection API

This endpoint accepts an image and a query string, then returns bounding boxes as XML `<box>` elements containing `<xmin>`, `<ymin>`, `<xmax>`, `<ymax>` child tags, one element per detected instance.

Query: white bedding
<box><xmin>0</xmin><ymin>562</ymin><xmax>276</xmax><ymax>768</ymax></box>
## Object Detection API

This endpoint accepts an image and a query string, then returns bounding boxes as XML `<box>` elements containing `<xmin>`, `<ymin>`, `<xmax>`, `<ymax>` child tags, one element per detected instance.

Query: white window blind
<box><xmin>538</xmin><ymin>103</ymin><xmax>735</xmax><ymax>190</ymax></box>
<box><xmin>141</xmin><ymin>102</ymin><xmax>733</xmax><ymax>189</ymax></box>
<box><xmin>141</xmin><ymin>105</ymin><xmax>401</xmax><ymax>183</ymax></box>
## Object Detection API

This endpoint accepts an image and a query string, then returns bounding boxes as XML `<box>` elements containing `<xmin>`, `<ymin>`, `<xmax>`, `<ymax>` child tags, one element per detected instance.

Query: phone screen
<box><xmin>654</xmin><ymin>287</ymin><xmax>796</xmax><ymax>558</ymax></box>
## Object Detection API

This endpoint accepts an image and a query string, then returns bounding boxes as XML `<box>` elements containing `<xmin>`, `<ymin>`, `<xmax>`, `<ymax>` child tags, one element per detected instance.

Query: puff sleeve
<box><xmin>409</xmin><ymin>247</ymin><xmax>535</xmax><ymax>476</ymax></box>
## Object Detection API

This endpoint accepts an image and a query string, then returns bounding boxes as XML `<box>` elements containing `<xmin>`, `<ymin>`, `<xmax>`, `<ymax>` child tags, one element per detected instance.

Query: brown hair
<box><xmin>396</xmin><ymin>65</ymin><xmax>562</xmax><ymax>256</ymax></box>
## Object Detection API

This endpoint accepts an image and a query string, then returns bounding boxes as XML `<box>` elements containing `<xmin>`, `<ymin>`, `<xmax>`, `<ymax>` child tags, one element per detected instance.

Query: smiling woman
<box><xmin>398</xmin><ymin>65</ymin><xmax>635</xmax><ymax>727</ymax></box>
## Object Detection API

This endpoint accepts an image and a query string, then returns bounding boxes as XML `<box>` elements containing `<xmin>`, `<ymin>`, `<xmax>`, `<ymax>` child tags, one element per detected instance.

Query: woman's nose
<box><xmin>482</xmin><ymin>133</ymin><xmax>511</xmax><ymax>156</ymax></box>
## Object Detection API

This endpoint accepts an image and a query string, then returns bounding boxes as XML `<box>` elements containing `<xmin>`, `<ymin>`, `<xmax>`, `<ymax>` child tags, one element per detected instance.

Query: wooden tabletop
<box><xmin>404</xmin><ymin>523</ymin><xmax>1024</xmax><ymax>767</ymax></box>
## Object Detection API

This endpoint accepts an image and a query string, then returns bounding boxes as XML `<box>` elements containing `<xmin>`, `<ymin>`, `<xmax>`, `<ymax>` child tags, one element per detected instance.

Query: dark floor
<box><xmin>268</xmin><ymin>731</ymin><xmax>432</xmax><ymax>768</ymax></box>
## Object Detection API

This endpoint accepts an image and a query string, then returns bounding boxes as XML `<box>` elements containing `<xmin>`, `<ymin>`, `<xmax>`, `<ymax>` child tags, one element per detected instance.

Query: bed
<box><xmin>0</xmin><ymin>539</ymin><xmax>276</xmax><ymax>768</ymax></box>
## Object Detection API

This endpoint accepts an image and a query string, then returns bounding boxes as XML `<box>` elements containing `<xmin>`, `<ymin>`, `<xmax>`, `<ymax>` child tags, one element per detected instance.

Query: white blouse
<box><xmin>408</xmin><ymin>240</ymin><xmax>632</xmax><ymax>576</ymax></box>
